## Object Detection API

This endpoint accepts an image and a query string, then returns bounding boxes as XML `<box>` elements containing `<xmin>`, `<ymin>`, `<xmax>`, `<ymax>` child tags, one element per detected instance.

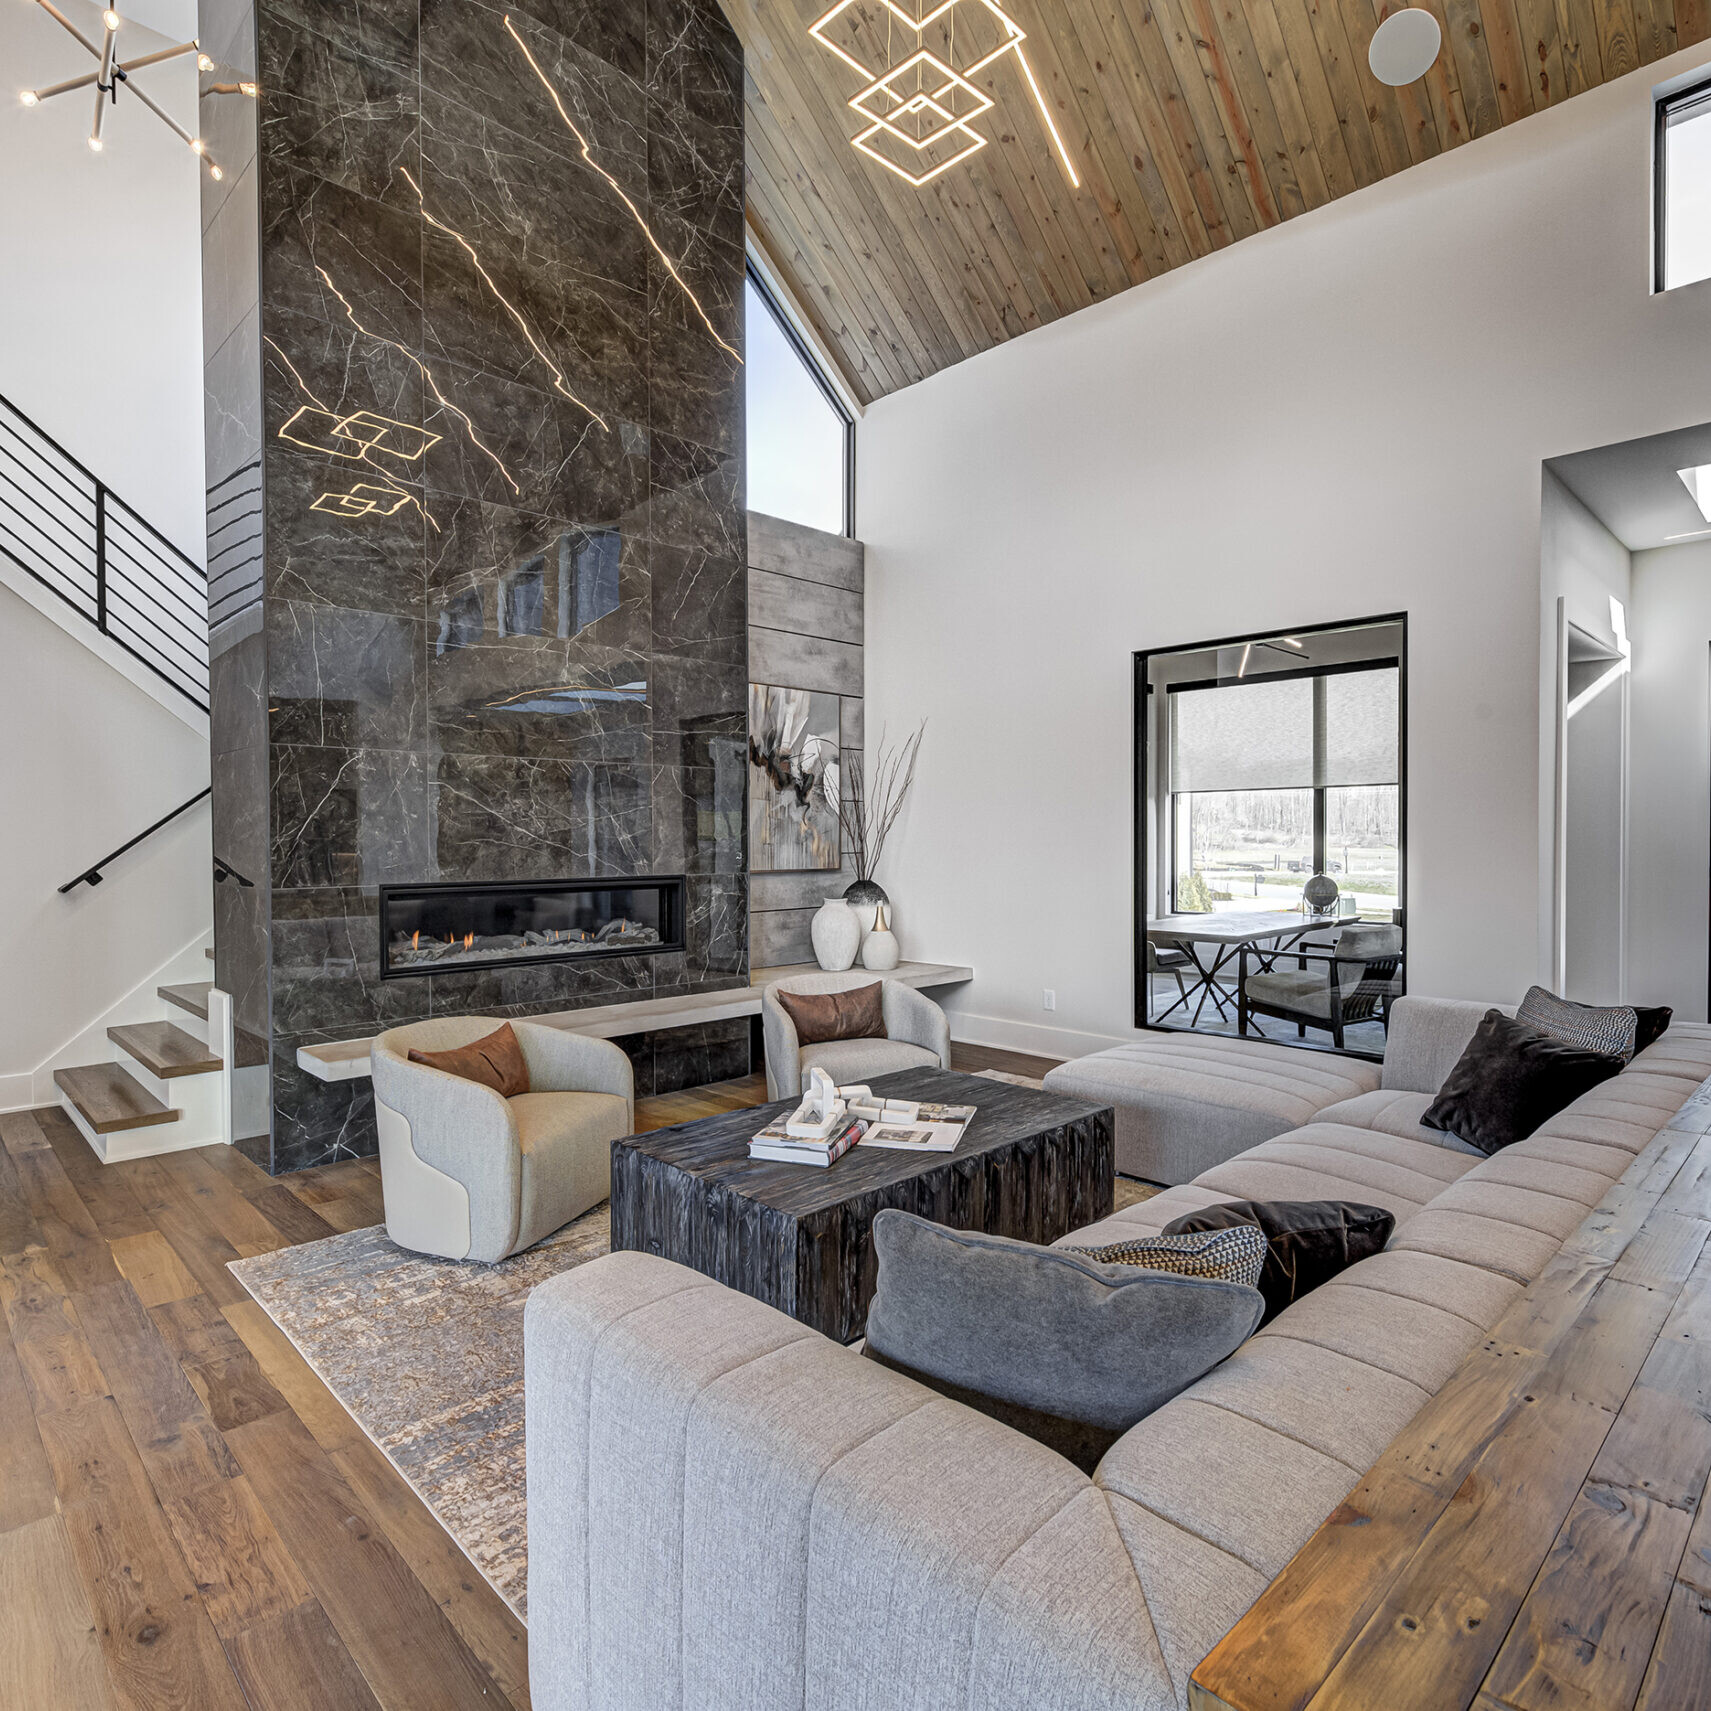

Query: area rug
<box><xmin>230</xmin><ymin>1089</ymin><xmax>1156</xmax><ymax>1624</ymax></box>
<box><xmin>228</xmin><ymin>1206</ymin><xmax>612</xmax><ymax>1620</ymax></box>
<box><xmin>975</xmin><ymin>1068</ymin><xmax>1047</xmax><ymax>1089</ymax></box>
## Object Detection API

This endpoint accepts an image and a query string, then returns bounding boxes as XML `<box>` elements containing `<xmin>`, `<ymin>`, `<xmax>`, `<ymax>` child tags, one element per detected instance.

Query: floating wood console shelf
<box><xmin>295</xmin><ymin>961</ymin><xmax>975</xmax><ymax>1083</ymax></box>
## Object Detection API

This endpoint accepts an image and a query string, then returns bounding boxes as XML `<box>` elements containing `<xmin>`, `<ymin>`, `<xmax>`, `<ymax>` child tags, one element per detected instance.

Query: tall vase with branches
<box><xmin>836</xmin><ymin>722</ymin><xmax>924</xmax><ymax>931</ymax></box>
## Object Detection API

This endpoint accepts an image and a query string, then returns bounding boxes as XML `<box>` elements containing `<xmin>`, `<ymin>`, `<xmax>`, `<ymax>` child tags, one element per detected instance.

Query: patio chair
<box><xmin>1236</xmin><ymin>923</ymin><xmax>1403</xmax><ymax>1050</ymax></box>
<box><xmin>1147</xmin><ymin>938</ymin><xmax>1194</xmax><ymax>1022</ymax></box>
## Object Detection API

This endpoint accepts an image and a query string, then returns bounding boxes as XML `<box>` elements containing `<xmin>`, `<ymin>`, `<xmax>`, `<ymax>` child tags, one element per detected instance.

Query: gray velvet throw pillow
<box><xmin>861</xmin><ymin>1211</ymin><xmax>1265</xmax><ymax>1473</ymax></box>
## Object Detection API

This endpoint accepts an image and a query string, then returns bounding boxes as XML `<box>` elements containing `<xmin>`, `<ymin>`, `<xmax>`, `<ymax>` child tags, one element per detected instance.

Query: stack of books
<box><xmin>747</xmin><ymin>1082</ymin><xmax>980</xmax><ymax>1165</ymax></box>
<box><xmin>748</xmin><ymin>1111</ymin><xmax>870</xmax><ymax>1166</ymax></box>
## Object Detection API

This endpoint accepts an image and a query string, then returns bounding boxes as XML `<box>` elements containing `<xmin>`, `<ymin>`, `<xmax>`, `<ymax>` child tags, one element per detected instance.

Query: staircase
<box><xmin>0</xmin><ymin>388</ymin><xmax>209</xmax><ymax>714</ymax></box>
<box><xmin>0</xmin><ymin>389</ymin><xmax>235</xmax><ymax>1159</ymax></box>
<box><xmin>54</xmin><ymin>975</ymin><xmax>221</xmax><ymax>1161</ymax></box>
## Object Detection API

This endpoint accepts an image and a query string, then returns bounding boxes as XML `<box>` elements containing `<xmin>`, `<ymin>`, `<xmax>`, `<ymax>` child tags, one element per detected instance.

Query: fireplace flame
<box><xmin>412</xmin><ymin>930</ymin><xmax>420</xmax><ymax>949</ymax></box>
<box><xmin>464</xmin><ymin>932</ymin><xmax>475</xmax><ymax>949</ymax></box>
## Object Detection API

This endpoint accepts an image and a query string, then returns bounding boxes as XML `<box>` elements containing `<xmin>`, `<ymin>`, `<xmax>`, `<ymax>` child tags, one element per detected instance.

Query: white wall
<box><xmin>1628</xmin><ymin>540</ymin><xmax>1711</xmax><ymax>1019</ymax></box>
<box><xmin>0</xmin><ymin>0</ymin><xmax>205</xmax><ymax>557</ymax></box>
<box><xmin>858</xmin><ymin>45</ymin><xmax>1711</xmax><ymax>1057</ymax></box>
<box><xmin>0</xmin><ymin>580</ymin><xmax>211</xmax><ymax>1106</ymax></box>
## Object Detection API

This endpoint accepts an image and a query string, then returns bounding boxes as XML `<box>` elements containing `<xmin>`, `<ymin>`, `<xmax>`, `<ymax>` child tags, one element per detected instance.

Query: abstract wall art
<box><xmin>749</xmin><ymin>684</ymin><xmax>840</xmax><ymax>871</ymax></box>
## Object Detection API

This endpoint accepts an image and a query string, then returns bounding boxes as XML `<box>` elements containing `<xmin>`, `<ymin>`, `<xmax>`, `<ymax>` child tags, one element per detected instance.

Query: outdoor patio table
<box><xmin>1148</xmin><ymin>911</ymin><xmax>1344</xmax><ymax>1026</ymax></box>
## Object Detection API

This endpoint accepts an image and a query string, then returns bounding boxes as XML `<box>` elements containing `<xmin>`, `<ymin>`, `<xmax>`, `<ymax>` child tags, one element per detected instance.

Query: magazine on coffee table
<box><xmin>855</xmin><ymin>1102</ymin><xmax>976</xmax><ymax>1154</ymax></box>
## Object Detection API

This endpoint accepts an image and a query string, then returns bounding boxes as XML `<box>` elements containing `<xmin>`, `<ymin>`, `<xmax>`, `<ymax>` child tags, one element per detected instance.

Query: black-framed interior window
<box><xmin>745</xmin><ymin>259</ymin><xmax>855</xmax><ymax>537</ymax></box>
<box><xmin>1655</xmin><ymin>76</ymin><xmax>1711</xmax><ymax>293</ymax></box>
<box><xmin>1133</xmin><ymin>616</ymin><xmax>1408</xmax><ymax>1047</ymax></box>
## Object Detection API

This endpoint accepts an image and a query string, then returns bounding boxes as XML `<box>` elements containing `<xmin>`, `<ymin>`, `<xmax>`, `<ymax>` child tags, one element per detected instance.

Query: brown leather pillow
<box><xmin>775</xmin><ymin>982</ymin><xmax>886</xmax><ymax>1045</ymax></box>
<box><xmin>408</xmin><ymin>1022</ymin><xmax>530</xmax><ymax>1097</ymax></box>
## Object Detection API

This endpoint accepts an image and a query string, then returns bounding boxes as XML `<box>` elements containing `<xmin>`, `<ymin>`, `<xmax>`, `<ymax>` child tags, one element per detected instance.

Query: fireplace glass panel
<box><xmin>380</xmin><ymin>878</ymin><xmax>684</xmax><ymax>977</ymax></box>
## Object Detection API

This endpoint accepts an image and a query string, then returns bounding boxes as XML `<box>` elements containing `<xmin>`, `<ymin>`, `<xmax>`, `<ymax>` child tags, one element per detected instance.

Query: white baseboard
<box><xmin>0</xmin><ymin>928</ymin><xmax>214</xmax><ymax>1111</ymax></box>
<box><xmin>947</xmin><ymin>1009</ymin><xmax>1132</xmax><ymax>1063</ymax></box>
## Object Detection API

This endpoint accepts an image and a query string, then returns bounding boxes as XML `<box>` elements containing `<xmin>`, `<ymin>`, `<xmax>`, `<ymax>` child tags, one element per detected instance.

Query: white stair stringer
<box><xmin>4</xmin><ymin>928</ymin><xmax>215</xmax><ymax>1112</ymax></box>
<box><xmin>57</xmin><ymin>1051</ymin><xmax>226</xmax><ymax>1164</ymax></box>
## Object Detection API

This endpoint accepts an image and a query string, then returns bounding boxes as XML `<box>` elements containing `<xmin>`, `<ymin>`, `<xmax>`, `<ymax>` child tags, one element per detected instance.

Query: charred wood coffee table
<box><xmin>609</xmin><ymin>1066</ymin><xmax>1115</xmax><ymax>1342</ymax></box>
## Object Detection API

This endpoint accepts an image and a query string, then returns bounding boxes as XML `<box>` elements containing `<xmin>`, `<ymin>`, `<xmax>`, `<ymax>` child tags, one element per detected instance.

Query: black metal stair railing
<box><xmin>58</xmin><ymin>788</ymin><xmax>212</xmax><ymax>893</ymax></box>
<box><xmin>0</xmin><ymin>390</ymin><xmax>209</xmax><ymax>711</ymax></box>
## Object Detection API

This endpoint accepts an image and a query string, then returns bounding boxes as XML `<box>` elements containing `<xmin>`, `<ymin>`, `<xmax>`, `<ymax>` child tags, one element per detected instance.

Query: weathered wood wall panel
<box><xmin>746</xmin><ymin>511</ymin><xmax>866</xmax><ymax>966</ymax></box>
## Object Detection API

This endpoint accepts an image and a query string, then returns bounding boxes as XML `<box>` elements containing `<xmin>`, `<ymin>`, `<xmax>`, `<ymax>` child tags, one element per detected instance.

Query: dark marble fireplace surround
<box><xmin>199</xmin><ymin>0</ymin><xmax>748</xmax><ymax>1173</ymax></box>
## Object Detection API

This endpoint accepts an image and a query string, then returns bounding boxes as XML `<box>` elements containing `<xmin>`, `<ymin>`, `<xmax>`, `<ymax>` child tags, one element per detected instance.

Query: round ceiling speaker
<box><xmin>1368</xmin><ymin>8</ymin><xmax>1442</xmax><ymax>85</ymax></box>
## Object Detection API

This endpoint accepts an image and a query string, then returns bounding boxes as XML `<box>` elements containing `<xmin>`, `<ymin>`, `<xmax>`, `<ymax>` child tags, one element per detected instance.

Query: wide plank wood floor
<box><xmin>0</xmin><ymin>1043</ymin><xmax>1058</xmax><ymax>1709</ymax></box>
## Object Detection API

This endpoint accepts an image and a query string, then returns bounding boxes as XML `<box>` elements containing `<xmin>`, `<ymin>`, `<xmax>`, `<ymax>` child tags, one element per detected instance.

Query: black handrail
<box><xmin>0</xmin><ymin>390</ymin><xmax>209</xmax><ymax>711</ymax></box>
<box><xmin>213</xmin><ymin>855</ymin><xmax>256</xmax><ymax>888</ymax></box>
<box><xmin>59</xmin><ymin>788</ymin><xmax>211</xmax><ymax>893</ymax></box>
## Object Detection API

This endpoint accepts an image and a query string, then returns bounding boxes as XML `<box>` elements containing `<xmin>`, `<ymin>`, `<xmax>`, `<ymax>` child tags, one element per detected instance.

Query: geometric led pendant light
<box><xmin>17</xmin><ymin>0</ymin><xmax>253</xmax><ymax>177</ymax></box>
<box><xmin>810</xmin><ymin>0</ymin><xmax>1080</xmax><ymax>189</ymax></box>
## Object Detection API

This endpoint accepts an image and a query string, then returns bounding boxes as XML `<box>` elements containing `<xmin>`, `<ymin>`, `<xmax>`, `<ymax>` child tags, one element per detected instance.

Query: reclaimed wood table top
<box><xmin>1189</xmin><ymin>1074</ymin><xmax>1711</xmax><ymax>1711</ymax></box>
<box><xmin>610</xmin><ymin>1067</ymin><xmax>1115</xmax><ymax>1340</ymax></box>
<box><xmin>613</xmin><ymin>1066</ymin><xmax>1106</xmax><ymax>1213</ymax></box>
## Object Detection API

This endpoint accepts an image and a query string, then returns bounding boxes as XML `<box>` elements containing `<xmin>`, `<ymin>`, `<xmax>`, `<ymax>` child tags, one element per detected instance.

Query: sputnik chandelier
<box><xmin>17</xmin><ymin>0</ymin><xmax>253</xmax><ymax>178</ymax></box>
<box><xmin>810</xmin><ymin>0</ymin><xmax>1078</xmax><ymax>190</ymax></box>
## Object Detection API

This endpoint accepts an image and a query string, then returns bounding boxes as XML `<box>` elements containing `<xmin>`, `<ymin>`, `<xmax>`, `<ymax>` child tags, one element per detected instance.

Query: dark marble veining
<box><xmin>203</xmin><ymin>0</ymin><xmax>745</xmax><ymax>1171</ymax></box>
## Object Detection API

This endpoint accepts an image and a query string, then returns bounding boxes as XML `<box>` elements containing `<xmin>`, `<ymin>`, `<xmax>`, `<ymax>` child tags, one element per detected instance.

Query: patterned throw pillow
<box><xmin>1064</xmin><ymin>1224</ymin><xmax>1267</xmax><ymax>1291</ymax></box>
<box><xmin>1516</xmin><ymin>986</ymin><xmax>1638</xmax><ymax>1061</ymax></box>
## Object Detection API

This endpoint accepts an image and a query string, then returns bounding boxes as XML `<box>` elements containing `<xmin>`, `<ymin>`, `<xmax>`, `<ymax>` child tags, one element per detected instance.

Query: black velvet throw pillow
<box><xmin>1422</xmin><ymin>1009</ymin><xmax>1624</xmax><ymax>1157</ymax></box>
<box><xmin>1635</xmin><ymin>1006</ymin><xmax>1674</xmax><ymax>1053</ymax></box>
<box><xmin>1161</xmin><ymin>1199</ymin><xmax>1395</xmax><ymax>1326</ymax></box>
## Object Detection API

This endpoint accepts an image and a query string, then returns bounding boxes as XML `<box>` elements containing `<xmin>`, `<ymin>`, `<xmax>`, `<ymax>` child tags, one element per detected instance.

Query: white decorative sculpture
<box><xmin>786</xmin><ymin>1065</ymin><xmax>846</xmax><ymax>1139</ymax></box>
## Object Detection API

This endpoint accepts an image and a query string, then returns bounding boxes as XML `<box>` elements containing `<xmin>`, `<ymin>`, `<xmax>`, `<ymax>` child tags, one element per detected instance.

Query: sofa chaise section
<box><xmin>1039</xmin><ymin>1032</ymin><xmax>1381</xmax><ymax>1182</ymax></box>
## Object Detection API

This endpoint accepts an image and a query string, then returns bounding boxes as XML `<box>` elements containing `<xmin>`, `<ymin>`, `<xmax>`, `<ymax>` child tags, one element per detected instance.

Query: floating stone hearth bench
<box><xmin>294</xmin><ymin>962</ymin><xmax>975</xmax><ymax>1084</ymax></box>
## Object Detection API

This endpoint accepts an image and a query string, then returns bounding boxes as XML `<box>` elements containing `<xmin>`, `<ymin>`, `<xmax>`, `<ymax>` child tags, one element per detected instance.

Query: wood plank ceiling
<box><xmin>725</xmin><ymin>0</ymin><xmax>1711</xmax><ymax>403</ymax></box>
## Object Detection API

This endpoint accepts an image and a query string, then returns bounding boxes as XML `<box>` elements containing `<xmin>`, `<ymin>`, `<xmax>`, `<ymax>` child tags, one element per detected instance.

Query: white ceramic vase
<box><xmin>811</xmin><ymin>895</ymin><xmax>861</xmax><ymax>972</ymax></box>
<box><xmin>861</xmin><ymin>902</ymin><xmax>900</xmax><ymax>971</ymax></box>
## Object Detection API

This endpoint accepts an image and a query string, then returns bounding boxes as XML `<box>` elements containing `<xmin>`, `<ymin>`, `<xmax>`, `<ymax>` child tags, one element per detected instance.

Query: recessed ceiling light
<box><xmin>1678</xmin><ymin>464</ymin><xmax>1711</xmax><ymax>522</ymax></box>
<box><xmin>1368</xmin><ymin>8</ymin><xmax>1442</xmax><ymax>86</ymax></box>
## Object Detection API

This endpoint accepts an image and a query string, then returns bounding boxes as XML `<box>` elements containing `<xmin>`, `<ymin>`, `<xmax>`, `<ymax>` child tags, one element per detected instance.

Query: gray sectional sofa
<box><xmin>523</xmin><ymin>997</ymin><xmax>1711</xmax><ymax>1711</ymax></box>
<box><xmin>1038</xmin><ymin>1029</ymin><xmax>1384</xmax><ymax>1182</ymax></box>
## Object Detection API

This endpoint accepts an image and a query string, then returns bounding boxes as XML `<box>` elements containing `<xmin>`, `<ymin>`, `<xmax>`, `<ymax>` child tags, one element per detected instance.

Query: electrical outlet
<box><xmin>1042</xmin><ymin>989</ymin><xmax>1057</xmax><ymax>1011</ymax></box>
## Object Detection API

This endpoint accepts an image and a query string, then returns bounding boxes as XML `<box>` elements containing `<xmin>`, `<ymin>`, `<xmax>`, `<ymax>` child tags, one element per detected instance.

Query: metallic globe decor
<box><xmin>1303</xmin><ymin>874</ymin><xmax>1340</xmax><ymax>917</ymax></box>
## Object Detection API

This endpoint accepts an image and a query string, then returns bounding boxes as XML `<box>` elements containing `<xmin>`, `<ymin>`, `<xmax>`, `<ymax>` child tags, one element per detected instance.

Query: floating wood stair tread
<box><xmin>107</xmin><ymin>1021</ymin><xmax>221</xmax><ymax>1078</ymax></box>
<box><xmin>158</xmin><ymin>981</ymin><xmax>211</xmax><ymax>1021</ymax></box>
<box><xmin>54</xmin><ymin>1063</ymin><xmax>178</xmax><ymax>1132</ymax></box>
<box><xmin>205</xmin><ymin>946</ymin><xmax>215</xmax><ymax>960</ymax></box>
<box><xmin>234</xmin><ymin>1025</ymin><xmax>268</xmax><ymax>1070</ymax></box>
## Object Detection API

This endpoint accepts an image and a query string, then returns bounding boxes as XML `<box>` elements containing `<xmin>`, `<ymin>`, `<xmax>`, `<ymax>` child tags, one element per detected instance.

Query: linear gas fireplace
<box><xmin>379</xmin><ymin>877</ymin><xmax>686</xmax><ymax>979</ymax></box>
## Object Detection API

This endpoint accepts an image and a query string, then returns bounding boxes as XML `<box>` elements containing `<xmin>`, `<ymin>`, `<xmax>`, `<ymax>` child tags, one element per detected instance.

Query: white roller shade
<box><xmin>1171</xmin><ymin>665</ymin><xmax>1398</xmax><ymax>792</ymax></box>
<box><xmin>1319</xmin><ymin>667</ymin><xmax>1399</xmax><ymax>787</ymax></box>
<box><xmin>1170</xmin><ymin>677</ymin><xmax>1313</xmax><ymax>792</ymax></box>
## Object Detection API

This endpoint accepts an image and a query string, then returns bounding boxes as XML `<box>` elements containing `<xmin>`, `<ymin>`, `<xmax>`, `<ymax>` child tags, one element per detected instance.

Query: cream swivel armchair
<box><xmin>761</xmin><ymin>971</ymin><xmax>952</xmax><ymax>1100</ymax></box>
<box><xmin>370</xmin><ymin>1017</ymin><xmax>634</xmax><ymax>1263</ymax></box>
